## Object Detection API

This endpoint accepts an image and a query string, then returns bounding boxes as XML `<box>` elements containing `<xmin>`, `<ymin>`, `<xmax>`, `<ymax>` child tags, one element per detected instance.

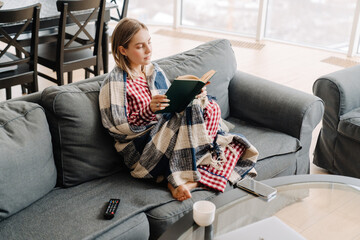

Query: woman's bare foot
<box><xmin>168</xmin><ymin>182</ymin><xmax>199</xmax><ymax>201</ymax></box>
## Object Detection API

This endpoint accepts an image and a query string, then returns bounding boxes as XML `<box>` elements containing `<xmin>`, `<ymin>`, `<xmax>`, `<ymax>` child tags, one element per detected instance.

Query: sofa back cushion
<box><xmin>155</xmin><ymin>39</ymin><xmax>237</xmax><ymax>119</ymax></box>
<box><xmin>41</xmin><ymin>81</ymin><xmax>122</xmax><ymax>187</ymax></box>
<box><xmin>0</xmin><ymin>101</ymin><xmax>56</xmax><ymax>220</ymax></box>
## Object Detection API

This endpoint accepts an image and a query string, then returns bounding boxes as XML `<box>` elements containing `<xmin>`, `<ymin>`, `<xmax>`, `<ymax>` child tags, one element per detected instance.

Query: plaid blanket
<box><xmin>99</xmin><ymin>63</ymin><xmax>258</xmax><ymax>188</ymax></box>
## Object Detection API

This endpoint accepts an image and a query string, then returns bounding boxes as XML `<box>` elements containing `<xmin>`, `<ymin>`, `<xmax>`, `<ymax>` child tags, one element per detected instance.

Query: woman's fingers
<box><xmin>150</xmin><ymin>95</ymin><xmax>170</xmax><ymax>112</ymax></box>
<box><xmin>153</xmin><ymin>94</ymin><xmax>169</xmax><ymax>101</ymax></box>
<box><xmin>196</xmin><ymin>87</ymin><xmax>207</xmax><ymax>99</ymax></box>
<box><xmin>153</xmin><ymin>95</ymin><xmax>170</xmax><ymax>104</ymax></box>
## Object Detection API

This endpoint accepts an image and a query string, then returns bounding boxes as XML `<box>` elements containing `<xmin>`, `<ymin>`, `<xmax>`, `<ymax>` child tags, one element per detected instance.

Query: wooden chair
<box><xmin>0</xmin><ymin>4</ymin><xmax>40</xmax><ymax>100</ymax></box>
<box><xmin>66</xmin><ymin>0</ymin><xmax>129</xmax><ymax>75</ymax></box>
<box><xmin>37</xmin><ymin>0</ymin><xmax>105</xmax><ymax>86</ymax></box>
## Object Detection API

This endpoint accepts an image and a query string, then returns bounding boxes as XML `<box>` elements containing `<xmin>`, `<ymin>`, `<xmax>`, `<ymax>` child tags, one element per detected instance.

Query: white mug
<box><xmin>193</xmin><ymin>200</ymin><xmax>216</xmax><ymax>227</ymax></box>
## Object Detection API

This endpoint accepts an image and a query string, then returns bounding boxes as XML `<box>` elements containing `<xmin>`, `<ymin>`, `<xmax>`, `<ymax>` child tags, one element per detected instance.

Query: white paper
<box><xmin>214</xmin><ymin>216</ymin><xmax>306</xmax><ymax>240</ymax></box>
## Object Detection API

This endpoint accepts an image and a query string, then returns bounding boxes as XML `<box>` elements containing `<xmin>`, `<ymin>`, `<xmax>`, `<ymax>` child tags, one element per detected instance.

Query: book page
<box><xmin>174</xmin><ymin>70</ymin><xmax>216</xmax><ymax>83</ymax></box>
<box><xmin>200</xmin><ymin>69</ymin><xmax>216</xmax><ymax>83</ymax></box>
<box><xmin>175</xmin><ymin>75</ymin><xmax>200</xmax><ymax>81</ymax></box>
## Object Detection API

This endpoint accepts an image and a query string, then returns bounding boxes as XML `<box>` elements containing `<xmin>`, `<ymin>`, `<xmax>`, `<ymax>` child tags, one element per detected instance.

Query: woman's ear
<box><xmin>118</xmin><ymin>46</ymin><xmax>127</xmax><ymax>56</ymax></box>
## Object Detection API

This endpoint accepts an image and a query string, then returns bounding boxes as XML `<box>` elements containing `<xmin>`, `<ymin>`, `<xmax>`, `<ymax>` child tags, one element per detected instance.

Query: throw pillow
<box><xmin>0</xmin><ymin>101</ymin><xmax>56</xmax><ymax>220</ymax></box>
<box><xmin>41</xmin><ymin>81</ymin><xmax>122</xmax><ymax>187</ymax></box>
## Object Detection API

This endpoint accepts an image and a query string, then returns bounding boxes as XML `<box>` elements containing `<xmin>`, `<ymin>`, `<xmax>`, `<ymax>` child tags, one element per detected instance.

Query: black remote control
<box><xmin>104</xmin><ymin>199</ymin><xmax>120</xmax><ymax>220</ymax></box>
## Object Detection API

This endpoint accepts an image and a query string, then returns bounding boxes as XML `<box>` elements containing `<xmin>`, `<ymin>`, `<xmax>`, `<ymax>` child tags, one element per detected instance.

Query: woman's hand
<box><xmin>150</xmin><ymin>95</ymin><xmax>170</xmax><ymax>113</ymax></box>
<box><xmin>196</xmin><ymin>86</ymin><xmax>207</xmax><ymax>99</ymax></box>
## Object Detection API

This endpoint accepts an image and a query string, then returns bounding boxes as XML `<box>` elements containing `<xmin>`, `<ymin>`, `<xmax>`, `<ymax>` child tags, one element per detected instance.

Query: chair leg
<box><xmin>68</xmin><ymin>72</ymin><xmax>73</xmax><ymax>84</ymax></box>
<box><xmin>96</xmin><ymin>64</ymin><xmax>100</xmax><ymax>76</ymax></box>
<box><xmin>6</xmin><ymin>87</ymin><xmax>11</xmax><ymax>100</ymax></box>
<box><xmin>85</xmin><ymin>69</ymin><xmax>90</xmax><ymax>79</ymax></box>
<box><xmin>93</xmin><ymin>64</ymin><xmax>100</xmax><ymax>77</ymax></box>
<box><xmin>57</xmin><ymin>71</ymin><xmax>64</xmax><ymax>86</ymax></box>
<box><xmin>21</xmin><ymin>85</ymin><xmax>27</xmax><ymax>94</ymax></box>
<box><xmin>32</xmin><ymin>74</ymin><xmax>39</xmax><ymax>93</ymax></box>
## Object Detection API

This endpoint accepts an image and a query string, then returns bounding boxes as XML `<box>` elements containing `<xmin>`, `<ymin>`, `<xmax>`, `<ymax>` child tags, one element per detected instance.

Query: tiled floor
<box><xmin>3</xmin><ymin>24</ymin><xmax>359</xmax><ymax>175</ymax></box>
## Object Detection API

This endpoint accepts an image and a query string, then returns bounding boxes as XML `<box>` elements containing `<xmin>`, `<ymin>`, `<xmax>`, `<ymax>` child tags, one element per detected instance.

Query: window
<box><xmin>127</xmin><ymin>0</ymin><xmax>173</xmax><ymax>25</ymax></box>
<box><xmin>182</xmin><ymin>0</ymin><xmax>259</xmax><ymax>36</ymax></box>
<box><xmin>265</xmin><ymin>0</ymin><xmax>356</xmax><ymax>52</ymax></box>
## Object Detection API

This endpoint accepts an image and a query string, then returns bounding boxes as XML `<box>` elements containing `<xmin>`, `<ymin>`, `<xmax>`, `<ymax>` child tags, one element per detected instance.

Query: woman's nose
<box><xmin>145</xmin><ymin>44</ymin><xmax>151</xmax><ymax>53</ymax></box>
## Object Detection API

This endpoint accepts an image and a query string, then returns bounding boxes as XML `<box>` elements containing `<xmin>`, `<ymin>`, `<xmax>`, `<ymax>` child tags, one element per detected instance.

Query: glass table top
<box><xmin>160</xmin><ymin>175</ymin><xmax>360</xmax><ymax>240</ymax></box>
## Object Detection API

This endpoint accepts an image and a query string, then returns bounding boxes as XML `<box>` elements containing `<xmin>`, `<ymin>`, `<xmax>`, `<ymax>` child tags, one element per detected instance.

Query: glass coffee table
<box><xmin>159</xmin><ymin>175</ymin><xmax>360</xmax><ymax>240</ymax></box>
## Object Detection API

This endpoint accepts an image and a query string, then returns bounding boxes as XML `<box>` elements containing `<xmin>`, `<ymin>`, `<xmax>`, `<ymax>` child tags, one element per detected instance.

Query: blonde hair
<box><xmin>111</xmin><ymin>18</ymin><xmax>148</xmax><ymax>80</ymax></box>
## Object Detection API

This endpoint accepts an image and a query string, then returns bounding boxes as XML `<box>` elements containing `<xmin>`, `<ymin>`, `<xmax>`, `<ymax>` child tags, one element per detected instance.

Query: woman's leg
<box><xmin>203</xmin><ymin>100</ymin><xmax>221</xmax><ymax>140</ymax></box>
<box><xmin>166</xmin><ymin>100</ymin><xmax>221</xmax><ymax>201</ymax></box>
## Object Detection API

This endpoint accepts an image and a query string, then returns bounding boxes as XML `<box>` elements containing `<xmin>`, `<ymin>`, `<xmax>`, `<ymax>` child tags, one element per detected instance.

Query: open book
<box><xmin>156</xmin><ymin>70</ymin><xmax>216</xmax><ymax>113</ymax></box>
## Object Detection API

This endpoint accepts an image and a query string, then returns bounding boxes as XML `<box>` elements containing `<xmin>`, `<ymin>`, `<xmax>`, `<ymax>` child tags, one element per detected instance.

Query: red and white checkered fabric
<box><xmin>126</xmin><ymin>76</ymin><xmax>157</xmax><ymax>126</ymax></box>
<box><xmin>198</xmin><ymin>143</ymin><xmax>246</xmax><ymax>192</ymax></box>
<box><xmin>200</xmin><ymin>100</ymin><xmax>246</xmax><ymax>192</ymax></box>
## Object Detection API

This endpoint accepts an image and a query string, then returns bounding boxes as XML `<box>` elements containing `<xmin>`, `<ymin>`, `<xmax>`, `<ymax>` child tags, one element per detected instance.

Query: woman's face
<box><xmin>121</xmin><ymin>28</ymin><xmax>152</xmax><ymax>69</ymax></box>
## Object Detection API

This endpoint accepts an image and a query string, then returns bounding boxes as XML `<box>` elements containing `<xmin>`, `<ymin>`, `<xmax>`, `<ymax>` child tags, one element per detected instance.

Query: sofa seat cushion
<box><xmin>226</xmin><ymin>117</ymin><xmax>301</xmax><ymax>160</ymax></box>
<box><xmin>338</xmin><ymin>108</ymin><xmax>360</xmax><ymax>143</ymax></box>
<box><xmin>41</xmin><ymin>81</ymin><xmax>122</xmax><ymax>187</ymax></box>
<box><xmin>98</xmin><ymin>212</ymin><xmax>150</xmax><ymax>240</ymax></box>
<box><xmin>0</xmin><ymin>101</ymin><xmax>56</xmax><ymax>220</ymax></box>
<box><xmin>0</xmin><ymin>171</ymin><xmax>179</xmax><ymax>239</ymax></box>
<box><xmin>254</xmin><ymin>154</ymin><xmax>297</xmax><ymax>180</ymax></box>
<box><xmin>155</xmin><ymin>39</ymin><xmax>237</xmax><ymax>119</ymax></box>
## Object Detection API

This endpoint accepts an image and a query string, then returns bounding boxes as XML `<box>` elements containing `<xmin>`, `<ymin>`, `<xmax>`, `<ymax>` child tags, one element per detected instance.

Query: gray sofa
<box><xmin>0</xmin><ymin>39</ymin><xmax>324</xmax><ymax>239</ymax></box>
<box><xmin>313</xmin><ymin>65</ymin><xmax>360</xmax><ymax>178</ymax></box>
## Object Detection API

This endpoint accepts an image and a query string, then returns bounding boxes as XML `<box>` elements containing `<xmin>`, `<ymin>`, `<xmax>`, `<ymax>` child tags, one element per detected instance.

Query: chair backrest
<box><xmin>0</xmin><ymin>4</ymin><xmax>40</xmax><ymax>73</ymax></box>
<box><xmin>109</xmin><ymin>0</ymin><xmax>129</xmax><ymax>21</ymax></box>
<box><xmin>56</xmin><ymin>0</ymin><xmax>105</xmax><ymax>62</ymax></box>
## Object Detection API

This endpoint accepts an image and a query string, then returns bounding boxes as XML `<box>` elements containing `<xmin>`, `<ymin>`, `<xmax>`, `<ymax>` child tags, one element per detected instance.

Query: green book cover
<box><xmin>156</xmin><ymin>70</ymin><xmax>216</xmax><ymax>113</ymax></box>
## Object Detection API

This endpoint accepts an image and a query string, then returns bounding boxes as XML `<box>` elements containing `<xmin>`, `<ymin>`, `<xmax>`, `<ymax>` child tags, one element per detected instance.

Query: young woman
<box><xmin>99</xmin><ymin>18</ymin><xmax>258</xmax><ymax>201</ymax></box>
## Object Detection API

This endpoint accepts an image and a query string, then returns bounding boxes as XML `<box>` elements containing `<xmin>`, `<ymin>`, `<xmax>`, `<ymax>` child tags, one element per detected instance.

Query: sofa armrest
<box><xmin>313</xmin><ymin>65</ymin><xmax>360</xmax><ymax>121</ymax></box>
<box><xmin>229</xmin><ymin>71</ymin><xmax>324</xmax><ymax>141</ymax></box>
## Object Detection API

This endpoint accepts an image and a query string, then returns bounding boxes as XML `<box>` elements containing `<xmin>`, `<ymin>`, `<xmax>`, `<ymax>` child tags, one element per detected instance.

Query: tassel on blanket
<box><xmin>194</xmin><ymin>93</ymin><xmax>210</xmax><ymax>111</ymax></box>
<box><xmin>208</xmin><ymin>138</ymin><xmax>240</xmax><ymax>171</ymax></box>
<box><xmin>208</xmin><ymin>135</ymin><xmax>227</xmax><ymax>170</ymax></box>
